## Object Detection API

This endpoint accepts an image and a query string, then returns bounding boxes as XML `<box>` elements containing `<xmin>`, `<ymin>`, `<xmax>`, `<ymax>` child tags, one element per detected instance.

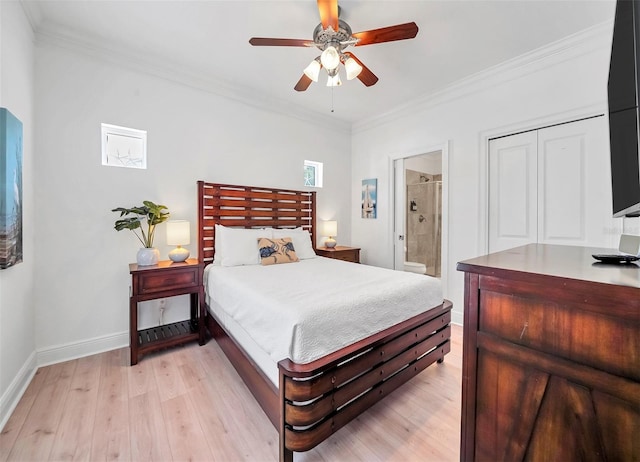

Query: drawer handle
<box><xmin>519</xmin><ymin>322</ymin><xmax>528</xmax><ymax>340</ymax></box>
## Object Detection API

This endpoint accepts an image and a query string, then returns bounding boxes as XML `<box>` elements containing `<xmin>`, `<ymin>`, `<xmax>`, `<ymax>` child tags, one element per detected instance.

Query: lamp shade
<box><xmin>166</xmin><ymin>220</ymin><xmax>190</xmax><ymax>246</ymax></box>
<box><xmin>320</xmin><ymin>220</ymin><xmax>337</xmax><ymax>237</ymax></box>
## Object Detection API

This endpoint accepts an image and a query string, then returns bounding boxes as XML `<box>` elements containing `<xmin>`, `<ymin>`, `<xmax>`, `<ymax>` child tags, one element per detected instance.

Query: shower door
<box><xmin>406</xmin><ymin>179</ymin><xmax>442</xmax><ymax>277</ymax></box>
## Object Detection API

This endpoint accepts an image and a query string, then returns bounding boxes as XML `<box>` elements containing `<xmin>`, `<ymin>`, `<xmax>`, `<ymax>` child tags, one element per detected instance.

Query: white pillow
<box><xmin>272</xmin><ymin>227</ymin><xmax>317</xmax><ymax>260</ymax></box>
<box><xmin>215</xmin><ymin>225</ymin><xmax>272</xmax><ymax>266</ymax></box>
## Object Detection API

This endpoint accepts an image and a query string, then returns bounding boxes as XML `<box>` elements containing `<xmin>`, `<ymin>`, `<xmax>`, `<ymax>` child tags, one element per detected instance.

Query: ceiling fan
<box><xmin>249</xmin><ymin>0</ymin><xmax>419</xmax><ymax>91</ymax></box>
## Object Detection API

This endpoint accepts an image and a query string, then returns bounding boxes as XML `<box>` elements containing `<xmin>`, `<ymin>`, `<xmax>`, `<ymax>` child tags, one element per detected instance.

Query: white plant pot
<box><xmin>137</xmin><ymin>247</ymin><xmax>160</xmax><ymax>266</ymax></box>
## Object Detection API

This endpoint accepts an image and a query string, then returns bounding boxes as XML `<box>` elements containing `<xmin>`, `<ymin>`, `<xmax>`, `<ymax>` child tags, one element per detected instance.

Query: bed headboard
<box><xmin>197</xmin><ymin>181</ymin><xmax>317</xmax><ymax>267</ymax></box>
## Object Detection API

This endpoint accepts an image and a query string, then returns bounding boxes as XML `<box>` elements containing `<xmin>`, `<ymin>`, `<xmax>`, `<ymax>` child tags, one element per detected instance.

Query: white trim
<box><xmin>36</xmin><ymin>331</ymin><xmax>128</xmax><ymax>368</ymax></box>
<box><xmin>354</xmin><ymin>21</ymin><xmax>612</xmax><ymax>134</ymax></box>
<box><xmin>19</xmin><ymin>0</ymin><xmax>43</xmax><ymax>33</ymax></box>
<box><xmin>34</xmin><ymin>24</ymin><xmax>349</xmax><ymax>135</ymax></box>
<box><xmin>477</xmin><ymin>104</ymin><xmax>607</xmax><ymax>256</ymax></box>
<box><xmin>0</xmin><ymin>351</ymin><xmax>37</xmax><ymax>432</ymax></box>
<box><xmin>388</xmin><ymin>141</ymin><xmax>450</xmax><ymax>302</ymax></box>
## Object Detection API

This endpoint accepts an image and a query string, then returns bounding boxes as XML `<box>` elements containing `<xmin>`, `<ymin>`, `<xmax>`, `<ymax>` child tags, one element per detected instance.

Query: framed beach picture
<box><xmin>362</xmin><ymin>178</ymin><xmax>377</xmax><ymax>219</ymax></box>
<box><xmin>1</xmin><ymin>108</ymin><xmax>23</xmax><ymax>269</ymax></box>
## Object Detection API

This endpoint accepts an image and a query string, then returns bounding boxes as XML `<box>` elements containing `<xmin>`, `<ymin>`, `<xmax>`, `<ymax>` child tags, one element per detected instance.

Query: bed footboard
<box><xmin>277</xmin><ymin>300</ymin><xmax>452</xmax><ymax>461</ymax></box>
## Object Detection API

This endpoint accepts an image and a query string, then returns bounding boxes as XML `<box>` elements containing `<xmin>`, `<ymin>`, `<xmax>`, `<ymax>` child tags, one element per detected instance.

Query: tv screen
<box><xmin>608</xmin><ymin>0</ymin><xmax>640</xmax><ymax>217</ymax></box>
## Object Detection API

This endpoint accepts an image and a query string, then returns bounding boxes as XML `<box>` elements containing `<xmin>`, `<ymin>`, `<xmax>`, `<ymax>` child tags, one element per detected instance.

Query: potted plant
<box><xmin>112</xmin><ymin>200</ymin><xmax>170</xmax><ymax>265</ymax></box>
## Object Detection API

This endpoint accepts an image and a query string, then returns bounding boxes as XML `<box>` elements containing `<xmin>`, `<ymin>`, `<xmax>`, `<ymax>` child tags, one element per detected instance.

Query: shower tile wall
<box><xmin>406</xmin><ymin>169</ymin><xmax>442</xmax><ymax>277</ymax></box>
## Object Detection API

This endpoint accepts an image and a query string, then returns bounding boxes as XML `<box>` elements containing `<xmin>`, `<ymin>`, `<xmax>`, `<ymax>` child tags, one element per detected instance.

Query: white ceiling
<box><xmin>23</xmin><ymin>0</ymin><xmax>616</xmax><ymax>125</ymax></box>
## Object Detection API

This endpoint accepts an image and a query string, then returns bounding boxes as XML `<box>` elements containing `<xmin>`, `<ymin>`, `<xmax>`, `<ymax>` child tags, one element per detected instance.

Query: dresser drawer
<box><xmin>478</xmin><ymin>288</ymin><xmax>640</xmax><ymax>381</ymax></box>
<box><xmin>136</xmin><ymin>266</ymin><xmax>200</xmax><ymax>294</ymax></box>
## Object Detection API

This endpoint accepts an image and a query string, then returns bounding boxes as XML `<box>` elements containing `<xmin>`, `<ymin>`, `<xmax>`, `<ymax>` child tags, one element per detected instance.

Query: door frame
<box><xmin>388</xmin><ymin>141</ymin><xmax>450</xmax><ymax>298</ymax></box>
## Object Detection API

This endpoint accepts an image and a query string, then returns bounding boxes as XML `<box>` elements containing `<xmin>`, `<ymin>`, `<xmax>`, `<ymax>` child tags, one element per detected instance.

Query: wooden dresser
<box><xmin>457</xmin><ymin>244</ymin><xmax>640</xmax><ymax>461</ymax></box>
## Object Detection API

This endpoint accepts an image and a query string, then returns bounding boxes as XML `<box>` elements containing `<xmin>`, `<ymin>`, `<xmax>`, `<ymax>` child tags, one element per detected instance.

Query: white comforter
<box><xmin>204</xmin><ymin>257</ymin><xmax>443</xmax><ymax>365</ymax></box>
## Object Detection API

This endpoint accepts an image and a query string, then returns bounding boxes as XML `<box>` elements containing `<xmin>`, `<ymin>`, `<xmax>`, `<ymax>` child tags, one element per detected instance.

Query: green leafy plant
<box><xmin>112</xmin><ymin>200</ymin><xmax>170</xmax><ymax>248</ymax></box>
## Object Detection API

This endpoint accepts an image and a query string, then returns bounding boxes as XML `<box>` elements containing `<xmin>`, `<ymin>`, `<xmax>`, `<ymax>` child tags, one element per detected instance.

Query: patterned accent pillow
<box><xmin>258</xmin><ymin>237</ymin><xmax>299</xmax><ymax>265</ymax></box>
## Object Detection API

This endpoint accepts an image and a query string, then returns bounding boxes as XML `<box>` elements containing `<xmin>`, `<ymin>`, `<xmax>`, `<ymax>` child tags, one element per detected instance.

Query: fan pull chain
<box><xmin>331</xmin><ymin>85</ymin><xmax>334</xmax><ymax>113</ymax></box>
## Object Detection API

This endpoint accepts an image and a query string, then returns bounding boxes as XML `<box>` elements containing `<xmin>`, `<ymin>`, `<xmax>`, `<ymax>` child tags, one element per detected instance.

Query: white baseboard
<box><xmin>1</xmin><ymin>331</ymin><xmax>129</xmax><ymax>431</ymax></box>
<box><xmin>0</xmin><ymin>351</ymin><xmax>37</xmax><ymax>432</ymax></box>
<box><xmin>451</xmin><ymin>310</ymin><xmax>463</xmax><ymax>326</ymax></box>
<box><xmin>37</xmin><ymin>331</ymin><xmax>129</xmax><ymax>368</ymax></box>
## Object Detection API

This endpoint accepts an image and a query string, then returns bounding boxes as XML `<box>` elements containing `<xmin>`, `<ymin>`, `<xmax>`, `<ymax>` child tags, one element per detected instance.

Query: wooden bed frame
<box><xmin>197</xmin><ymin>181</ymin><xmax>453</xmax><ymax>461</ymax></box>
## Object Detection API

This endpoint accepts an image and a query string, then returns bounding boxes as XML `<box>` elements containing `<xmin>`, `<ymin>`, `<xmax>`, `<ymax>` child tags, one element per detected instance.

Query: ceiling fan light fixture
<box><xmin>303</xmin><ymin>58</ymin><xmax>321</xmax><ymax>82</ymax></box>
<box><xmin>320</xmin><ymin>45</ymin><xmax>340</xmax><ymax>70</ymax></box>
<box><xmin>344</xmin><ymin>57</ymin><xmax>363</xmax><ymax>80</ymax></box>
<box><xmin>326</xmin><ymin>72</ymin><xmax>342</xmax><ymax>87</ymax></box>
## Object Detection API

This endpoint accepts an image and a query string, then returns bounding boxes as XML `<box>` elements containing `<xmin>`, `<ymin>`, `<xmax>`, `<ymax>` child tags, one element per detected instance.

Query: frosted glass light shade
<box><xmin>326</xmin><ymin>73</ymin><xmax>342</xmax><ymax>87</ymax></box>
<box><xmin>344</xmin><ymin>57</ymin><xmax>363</xmax><ymax>80</ymax></box>
<box><xmin>166</xmin><ymin>220</ymin><xmax>190</xmax><ymax>262</ymax></box>
<box><xmin>320</xmin><ymin>46</ymin><xmax>340</xmax><ymax>70</ymax></box>
<box><xmin>303</xmin><ymin>59</ymin><xmax>321</xmax><ymax>82</ymax></box>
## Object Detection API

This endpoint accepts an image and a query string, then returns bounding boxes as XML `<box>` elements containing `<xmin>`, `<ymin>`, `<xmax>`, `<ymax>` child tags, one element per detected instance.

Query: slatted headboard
<box><xmin>197</xmin><ymin>181</ymin><xmax>317</xmax><ymax>267</ymax></box>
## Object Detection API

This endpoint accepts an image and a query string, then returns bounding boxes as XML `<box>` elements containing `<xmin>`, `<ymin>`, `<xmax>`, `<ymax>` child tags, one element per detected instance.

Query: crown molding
<box><xmin>34</xmin><ymin>23</ymin><xmax>350</xmax><ymax>135</ymax></box>
<box><xmin>19</xmin><ymin>0</ymin><xmax>43</xmax><ymax>33</ymax></box>
<box><xmin>353</xmin><ymin>20</ymin><xmax>614</xmax><ymax>134</ymax></box>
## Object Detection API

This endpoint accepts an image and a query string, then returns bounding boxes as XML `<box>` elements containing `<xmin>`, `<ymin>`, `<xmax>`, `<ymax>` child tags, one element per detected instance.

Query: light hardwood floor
<box><xmin>1</xmin><ymin>325</ymin><xmax>462</xmax><ymax>462</ymax></box>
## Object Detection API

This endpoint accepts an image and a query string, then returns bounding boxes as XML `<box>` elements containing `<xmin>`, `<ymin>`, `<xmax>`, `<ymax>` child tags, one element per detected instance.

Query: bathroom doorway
<box><xmin>405</xmin><ymin>157</ymin><xmax>442</xmax><ymax>277</ymax></box>
<box><xmin>392</xmin><ymin>148</ymin><xmax>447</xmax><ymax>281</ymax></box>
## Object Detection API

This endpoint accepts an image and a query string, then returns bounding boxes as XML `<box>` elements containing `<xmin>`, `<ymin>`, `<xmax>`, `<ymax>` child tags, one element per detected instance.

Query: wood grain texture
<box><xmin>458</xmin><ymin>244</ymin><xmax>640</xmax><ymax>461</ymax></box>
<box><xmin>0</xmin><ymin>326</ymin><xmax>462</xmax><ymax>462</ymax></box>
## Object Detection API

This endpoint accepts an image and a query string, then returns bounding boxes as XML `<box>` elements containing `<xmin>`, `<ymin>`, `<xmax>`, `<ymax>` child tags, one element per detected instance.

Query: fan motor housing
<box><xmin>312</xmin><ymin>19</ymin><xmax>353</xmax><ymax>50</ymax></box>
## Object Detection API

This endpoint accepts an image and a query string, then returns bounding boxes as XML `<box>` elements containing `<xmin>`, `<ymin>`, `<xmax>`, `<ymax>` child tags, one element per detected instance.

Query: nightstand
<box><xmin>129</xmin><ymin>258</ymin><xmax>205</xmax><ymax>365</ymax></box>
<box><xmin>315</xmin><ymin>246</ymin><xmax>360</xmax><ymax>263</ymax></box>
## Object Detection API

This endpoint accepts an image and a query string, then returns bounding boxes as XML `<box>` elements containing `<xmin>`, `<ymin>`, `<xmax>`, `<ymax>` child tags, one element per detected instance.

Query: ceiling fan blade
<box><xmin>353</xmin><ymin>22</ymin><xmax>419</xmax><ymax>46</ymax></box>
<box><xmin>294</xmin><ymin>74</ymin><xmax>313</xmax><ymax>92</ymax></box>
<box><xmin>249</xmin><ymin>37</ymin><xmax>315</xmax><ymax>47</ymax></box>
<box><xmin>317</xmin><ymin>0</ymin><xmax>339</xmax><ymax>31</ymax></box>
<box><xmin>344</xmin><ymin>52</ymin><xmax>378</xmax><ymax>87</ymax></box>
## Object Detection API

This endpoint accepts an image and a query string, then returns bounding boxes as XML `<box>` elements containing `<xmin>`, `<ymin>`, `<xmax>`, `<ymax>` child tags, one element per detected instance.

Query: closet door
<box><xmin>489</xmin><ymin>116</ymin><xmax>614</xmax><ymax>253</ymax></box>
<box><xmin>488</xmin><ymin>131</ymin><xmax>538</xmax><ymax>253</ymax></box>
<box><xmin>537</xmin><ymin>117</ymin><xmax>612</xmax><ymax>247</ymax></box>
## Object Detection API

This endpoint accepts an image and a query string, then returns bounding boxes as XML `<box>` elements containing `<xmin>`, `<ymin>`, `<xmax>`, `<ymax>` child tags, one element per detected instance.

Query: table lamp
<box><xmin>166</xmin><ymin>220</ymin><xmax>190</xmax><ymax>262</ymax></box>
<box><xmin>321</xmin><ymin>220</ymin><xmax>338</xmax><ymax>248</ymax></box>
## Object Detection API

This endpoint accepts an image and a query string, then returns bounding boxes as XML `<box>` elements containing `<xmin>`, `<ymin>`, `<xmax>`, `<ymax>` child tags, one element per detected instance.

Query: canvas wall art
<box><xmin>1</xmin><ymin>108</ymin><xmax>23</xmax><ymax>269</ymax></box>
<box><xmin>362</xmin><ymin>178</ymin><xmax>377</xmax><ymax>219</ymax></box>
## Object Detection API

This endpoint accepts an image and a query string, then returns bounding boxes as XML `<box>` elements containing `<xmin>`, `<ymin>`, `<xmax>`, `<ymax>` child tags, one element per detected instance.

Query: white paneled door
<box><xmin>489</xmin><ymin>116</ymin><xmax>616</xmax><ymax>253</ymax></box>
<box><xmin>488</xmin><ymin>130</ymin><xmax>538</xmax><ymax>253</ymax></box>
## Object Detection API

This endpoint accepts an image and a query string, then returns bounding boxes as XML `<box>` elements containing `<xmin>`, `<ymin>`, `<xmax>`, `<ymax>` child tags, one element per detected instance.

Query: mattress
<box><xmin>204</xmin><ymin>257</ymin><xmax>443</xmax><ymax>381</ymax></box>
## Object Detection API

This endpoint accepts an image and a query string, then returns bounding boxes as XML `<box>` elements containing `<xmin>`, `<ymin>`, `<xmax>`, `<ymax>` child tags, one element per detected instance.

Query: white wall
<box><xmin>32</xmin><ymin>41</ymin><xmax>351</xmax><ymax>362</ymax></box>
<box><xmin>0</xmin><ymin>1</ymin><xmax>37</xmax><ymax>429</ymax></box>
<box><xmin>351</xmin><ymin>24</ymin><xmax>615</xmax><ymax>324</ymax></box>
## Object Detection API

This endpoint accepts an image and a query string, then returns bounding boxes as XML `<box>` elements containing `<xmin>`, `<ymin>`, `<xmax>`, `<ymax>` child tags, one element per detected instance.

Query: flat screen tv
<box><xmin>608</xmin><ymin>0</ymin><xmax>640</xmax><ymax>217</ymax></box>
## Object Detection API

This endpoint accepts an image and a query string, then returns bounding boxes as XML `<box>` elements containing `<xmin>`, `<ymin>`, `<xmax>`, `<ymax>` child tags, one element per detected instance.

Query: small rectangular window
<box><xmin>304</xmin><ymin>160</ymin><xmax>323</xmax><ymax>188</ymax></box>
<box><xmin>101</xmin><ymin>123</ymin><xmax>147</xmax><ymax>169</ymax></box>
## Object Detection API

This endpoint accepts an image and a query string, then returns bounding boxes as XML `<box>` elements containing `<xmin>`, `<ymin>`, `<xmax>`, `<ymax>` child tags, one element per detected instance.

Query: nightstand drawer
<box><xmin>332</xmin><ymin>250</ymin><xmax>359</xmax><ymax>262</ymax></box>
<box><xmin>315</xmin><ymin>246</ymin><xmax>360</xmax><ymax>263</ymax></box>
<box><xmin>137</xmin><ymin>266</ymin><xmax>199</xmax><ymax>294</ymax></box>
